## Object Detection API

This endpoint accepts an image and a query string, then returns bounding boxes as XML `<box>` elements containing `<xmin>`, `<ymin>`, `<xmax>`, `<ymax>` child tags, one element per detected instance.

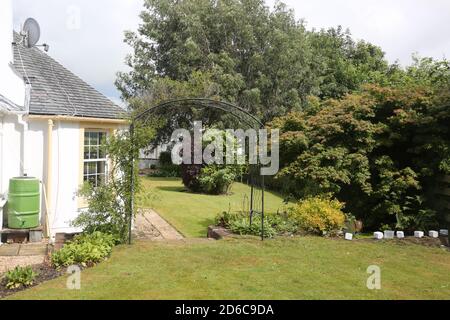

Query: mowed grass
<box><xmin>8</xmin><ymin>237</ymin><xmax>450</xmax><ymax>300</ymax></box>
<box><xmin>8</xmin><ymin>177</ymin><xmax>450</xmax><ymax>300</ymax></box>
<box><xmin>139</xmin><ymin>177</ymin><xmax>288</xmax><ymax>238</ymax></box>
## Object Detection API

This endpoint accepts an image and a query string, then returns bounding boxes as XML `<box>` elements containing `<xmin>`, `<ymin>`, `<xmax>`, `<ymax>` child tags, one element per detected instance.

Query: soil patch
<box><xmin>0</xmin><ymin>261</ymin><xmax>65</xmax><ymax>299</ymax></box>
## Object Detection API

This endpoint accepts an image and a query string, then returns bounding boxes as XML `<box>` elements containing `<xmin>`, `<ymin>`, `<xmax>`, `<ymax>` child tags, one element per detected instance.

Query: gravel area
<box><xmin>0</xmin><ymin>255</ymin><xmax>45</xmax><ymax>274</ymax></box>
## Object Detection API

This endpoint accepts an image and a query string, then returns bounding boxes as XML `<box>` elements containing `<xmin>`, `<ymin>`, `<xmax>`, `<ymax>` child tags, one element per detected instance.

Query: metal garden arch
<box><xmin>128</xmin><ymin>99</ymin><xmax>266</xmax><ymax>244</ymax></box>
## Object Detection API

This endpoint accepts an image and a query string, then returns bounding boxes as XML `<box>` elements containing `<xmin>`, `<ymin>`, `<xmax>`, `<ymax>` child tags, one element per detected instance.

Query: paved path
<box><xmin>134</xmin><ymin>209</ymin><xmax>184</xmax><ymax>241</ymax></box>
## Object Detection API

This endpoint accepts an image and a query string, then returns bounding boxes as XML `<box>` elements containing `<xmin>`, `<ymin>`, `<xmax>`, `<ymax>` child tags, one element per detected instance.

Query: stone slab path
<box><xmin>134</xmin><ymin>209</ymin><xmax>184</xmax><ymax>241</ymax></box>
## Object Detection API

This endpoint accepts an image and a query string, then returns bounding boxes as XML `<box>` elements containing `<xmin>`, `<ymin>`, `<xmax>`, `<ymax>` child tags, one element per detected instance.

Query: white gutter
<box><xmin>17</xmin><ymin>114</ymin><xmax>29</xmax><ymax>176</ymax></box>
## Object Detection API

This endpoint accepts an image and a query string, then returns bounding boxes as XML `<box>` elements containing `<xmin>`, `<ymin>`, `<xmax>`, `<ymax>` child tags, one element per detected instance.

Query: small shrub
<box><xmin>215</xmin><ymin>211</ymin><xmax>287</xmax><ymax>238</ymax></box>
<box><xmin>159</xmin><ymin>151</ymin><xmax>173</xmax><ymax>166</ymax></box>
<box><xmin>229</xmin><ymin>216</ymin><xmax>276</xmax><ymax>238</ymax></box>
<box><xmin>198</xmin><ymin>166</ymin><xmax>236</xmax><ymax>195</ymax></box>
<box><xmin>215</xmin><ymin>210</ymin><xmax>242</xmax><ymax>228</ymax></box>
<box><xmin>148</xmin><ymin>164</ymin><xmax>180</xmax><ymax>177</ymax></box>
<box><xmin>51</xmin><ymin>232</ymin><xmax>116</xmax><ymax>269</ymax></box>
<box><xmin>288</xmin><ymin>197</ymin><xmax>346</xmax><ymax>235</ymax></box>
<box><xmin>3</xmin><ymin>266</ymin><xmax>37</xmax><ymax>290</ymax></box>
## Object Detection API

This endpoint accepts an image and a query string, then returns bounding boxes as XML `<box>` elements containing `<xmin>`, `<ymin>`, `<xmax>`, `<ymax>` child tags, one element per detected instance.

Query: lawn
<box><xmin>139</xmin><ymin>177</ymin><xmax>288</xmax><ymax>238</ymax></box>
<box><xmin>6</xmin><ymin>177</ymin><xmax>450</xmax><ymax>300</ymax></box>
<box><xmin>8</xmin><ymin>237</ymin><xmax>450</xmax><ymax>300</ymax></box>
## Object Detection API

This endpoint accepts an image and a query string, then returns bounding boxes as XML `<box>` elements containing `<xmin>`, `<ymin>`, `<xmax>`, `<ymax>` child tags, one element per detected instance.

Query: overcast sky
<box><xmin>13</xmin><ymin>0</ymin><xmax>450</xmax><ymax>104</ymax></box>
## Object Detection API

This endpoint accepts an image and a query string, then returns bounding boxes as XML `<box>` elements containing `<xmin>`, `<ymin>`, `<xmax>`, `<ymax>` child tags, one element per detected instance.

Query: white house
<box><xmin>0</xmin><ymin>0</ymin><xmax>128</xmax><ymax>240</ymax></box>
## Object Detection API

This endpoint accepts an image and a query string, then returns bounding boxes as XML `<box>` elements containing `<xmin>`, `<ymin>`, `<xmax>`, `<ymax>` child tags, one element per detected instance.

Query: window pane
<box><xmin>88</xmin><ymin>175</ymin><xmax>96</xmax><ymax>186</ymax></box>
<box><xmin>99</xmin><ymin>132</ymin><xmax>105</xmax><ymax>144</ymax></box>
<box><xmin>84</xmin><ymin>146</ymin><xmax>90</xmax><ymax>160</ymax></box>
<box><xmin>89</xmin><ymin>162</ymin><xmax>96</xmax><ymax>174</ymax></box>
<box><xmin>89</xmin><ymin>146</ymin><xmax>99</xmax><ymax>159</ymax></box>
<box><xmin>83</xmin><ymin>131</ymin><xmax>108</xmax><ymax>188</ymax></box>
<box><xmin>89</xmin><ymin>132</ymin><xmax>97</xmax><ymax>146</ymax></box>
<box><xmin>97</xmin><ymin>161</ymin><xmax>106</xmax><ymax>175</ymax></box>
<box><xmin>99</xmin><ymin>146</ymin><xmax>106</xmax><ymax>159</ymax></box>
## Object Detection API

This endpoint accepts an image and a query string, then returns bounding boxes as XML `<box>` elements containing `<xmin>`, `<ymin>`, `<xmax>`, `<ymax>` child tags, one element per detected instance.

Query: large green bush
<box><xmin>198</xmin><ymin>166</ymin><xmax>237</xmax><ymax>195</ymax></box>
<box><xmin>51</xmin><ymin>232</ymin><xmax>116</xmax><ymax>269</ymax></box>
<box><xmin>269</xmin><ymin>60</ymin><xmax>450</xmax><ymax>230</ymax></box>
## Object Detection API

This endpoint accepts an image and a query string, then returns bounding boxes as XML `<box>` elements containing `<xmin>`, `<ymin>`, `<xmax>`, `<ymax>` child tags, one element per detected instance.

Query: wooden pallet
<box><xmin>0</xmin><ymin>226</ymin><xmax>44</xmax><ymax>243</ymax></box>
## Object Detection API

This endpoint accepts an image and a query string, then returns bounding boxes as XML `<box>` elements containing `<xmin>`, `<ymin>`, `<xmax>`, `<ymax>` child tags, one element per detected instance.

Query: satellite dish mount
<box><xmin>21</xmin><ymin>18</ymin><xmax>49</xmax><ymax>52</ymax></box>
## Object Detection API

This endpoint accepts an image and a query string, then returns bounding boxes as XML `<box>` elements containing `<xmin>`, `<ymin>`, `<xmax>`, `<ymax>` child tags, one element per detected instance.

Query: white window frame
<box><xmin>83</xmin><ymin>130</ymin><xmax>108</xmax><ymax>187</ymax></box>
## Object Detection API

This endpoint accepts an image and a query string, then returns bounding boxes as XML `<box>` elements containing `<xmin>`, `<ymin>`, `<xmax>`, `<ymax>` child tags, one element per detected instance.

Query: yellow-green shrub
<box><xmin>288</xmin><ymin>197</ymin><xmax>346</xmax><ymax>235</ymax></box>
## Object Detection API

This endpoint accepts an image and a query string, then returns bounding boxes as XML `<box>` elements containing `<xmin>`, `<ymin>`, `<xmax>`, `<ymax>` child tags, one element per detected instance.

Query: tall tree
<box><xmin>117</xmin><ymin>0</ymin><xmax>390</xmax><ymax>122</ymax></box>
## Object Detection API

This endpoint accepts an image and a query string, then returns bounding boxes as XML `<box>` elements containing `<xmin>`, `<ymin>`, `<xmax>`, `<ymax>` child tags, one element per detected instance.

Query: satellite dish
<box><xmin>22</xmin><ymin>18</ymin><xmax>41</xmax><ymax>48</ymax></box>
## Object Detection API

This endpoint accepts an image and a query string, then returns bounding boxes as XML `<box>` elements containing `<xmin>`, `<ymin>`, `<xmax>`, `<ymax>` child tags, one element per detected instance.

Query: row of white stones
<box><xmin>373</xmin><ymin>229</ymin><xmax>448</xmax><ymax>240</ymax></box>
<box><xmin>344</xmin><ymin>229</ymin><xmax>448</xmax><ymax>241</ymax></box>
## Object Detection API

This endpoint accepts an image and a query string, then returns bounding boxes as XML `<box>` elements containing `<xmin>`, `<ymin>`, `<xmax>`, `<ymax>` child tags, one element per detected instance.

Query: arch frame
<box><xmin>128</xmin><ymin>98</ymin><xmax>266</xmax><ymax>244</ymax></box>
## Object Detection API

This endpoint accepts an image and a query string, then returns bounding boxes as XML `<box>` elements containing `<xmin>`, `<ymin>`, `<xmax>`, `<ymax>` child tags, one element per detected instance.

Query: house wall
<box><xmin>1</xmin><ymin>115</ymin><xmax>127</xmax><ymax>238</ymax></box>
<box><xmin>0</xmin><ymin>0</ymin><xmax>25</xmax><ymax>106</ymax></box>
<box><xmin>0</xmin><ymin>114</ymin><xmax>22</xmax><ymax>198</ymax></box>
<box><xmin>26</xmin><ymin>119</ymin><xmax>82</xmax><ymax>236</ymax></box>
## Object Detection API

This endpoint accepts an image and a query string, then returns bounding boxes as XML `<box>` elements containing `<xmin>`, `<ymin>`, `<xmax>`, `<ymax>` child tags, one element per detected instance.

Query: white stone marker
<box><xmin>345</xmin><ymin>233</ymin><xmax>353</xmax><ymax>241</ymax></box>
<box><xmin>429</xmin><ymin>231</ymin><xmax>439</xmax><ymax>238</ymax></box>
<box><xmin>440</xmin><ymin>229</ymin><xmax>448</xmax><ymax>236</ymax></box>
<box><xmin>374</xmin><ymin>232</ymin><xmax>384</xmax><ymax>240</ymax></box>
<box><xmin>414</xmin><ymin>231</ymin><xmax>424</xmax><ymax>238</ymax></box>
<box><xmin>396</xmin><ymin>231</ymin><xmax>405</xmax><ymax>239</ymax></box>
<box><xmin>384</xmin><ymin>230</ymin><xmax>395</xmax><ymax>239</ymax></box>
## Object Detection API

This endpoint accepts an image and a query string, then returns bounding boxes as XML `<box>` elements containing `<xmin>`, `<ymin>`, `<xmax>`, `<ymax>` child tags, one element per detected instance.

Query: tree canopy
<box><xmin>117</xmin><ymin>0</ymin><xmax>389</xmax><ymax>121</ymax></box>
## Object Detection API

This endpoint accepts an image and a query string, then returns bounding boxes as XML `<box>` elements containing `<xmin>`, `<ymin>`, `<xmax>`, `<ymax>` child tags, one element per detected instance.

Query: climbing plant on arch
<box><xmin>128</xmin><ymin>98</ymin><xmax>267</xmax><ymax>243</ymax></box>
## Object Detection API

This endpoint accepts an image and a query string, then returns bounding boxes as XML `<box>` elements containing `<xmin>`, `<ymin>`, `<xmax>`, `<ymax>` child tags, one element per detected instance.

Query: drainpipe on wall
<box><xmin>45</xmin><ymin>119</ymin><xmax>54</xmax><ymax>238</ymax></box>
<box><xmin>16</xmin><ymin>84</ymin><xmax>32</xmax><ymax>176</ymax></box>
<box><xmin>0</xmin><ymin>113</ymin><xmax>4</xmax><ymax>195</ymax></box>
<box><xmin>17</xmin><ymin>114</ymin><xmax>29</xmax><ymax>176</ymax></box>
<box><xmin>0</xmin><ymin>114</ymin><xmax>4</xmax><ymax>233</ymax></box>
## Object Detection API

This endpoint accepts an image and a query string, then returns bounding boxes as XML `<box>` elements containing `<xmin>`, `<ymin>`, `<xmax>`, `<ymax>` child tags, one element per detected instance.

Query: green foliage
<box><xmin>287</xmin><ymin>197</ymin><xmax>346</xmax><ymax>235</ymax></box>
<box><xmin>308</xmin><ymin>26</ymin><xmax>389</xmax><ymax>99</ymax></box>
<box><xmin>3</xmin><ymin>266</ymin><xmax>37</xmax><ymax>290</ymax></box>
<box><xmin>159</xmin><ymin>151</ymin><xmax>173</xmax><ymax>166</ymax></box>
<box><xmin>270</xmin><ymin>59</ymin><xmax>450</xmax><ymax>230</ymax></box>
<box><xmin>148</xmin><ymin>151</ymin><xmax>181</xmax><ymax>178</ymax></box>
<box><xmin>73</xmin><ymin>123</ymin><xmax>156</xmax><ymax>243</ymax></box>
<box><xmin>117</xmin><ymin>0</ymin><xmax>388</xmax><ymax>122</ymax></box>
<box><xmin>198</xmin><ymin>166</ymin><xmax>237</xmax><ymax>195</ymax></box>
<box><xmin>148</xmin><ymin>165</ymin><xmax>181</xmax><ymax>178</ymax></box>
<box><xmin>215</xmin><ymin>211</ymin><xmax>276</xmax><ymax>238</ymax></box>
<box><xmin>229</xmin><ymin>216</ymin><xmax>276</xmax><ymax>238</ymax></box>
<box><xmin>51</xmin><ymin>232</ymin><xmax>116</xmax><ymax>269</ymax></box>
<box><xmin>215</xmin><ymin>208</ymin><xmax>298</xmax><ymax>238</ymax></box>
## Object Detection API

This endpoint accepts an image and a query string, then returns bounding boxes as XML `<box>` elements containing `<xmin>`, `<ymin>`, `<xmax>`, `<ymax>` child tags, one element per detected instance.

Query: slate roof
<box><xmin>12</xmin><ymin>32</ymin><xmax>126</xmax><ymax>119</ymax></box>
